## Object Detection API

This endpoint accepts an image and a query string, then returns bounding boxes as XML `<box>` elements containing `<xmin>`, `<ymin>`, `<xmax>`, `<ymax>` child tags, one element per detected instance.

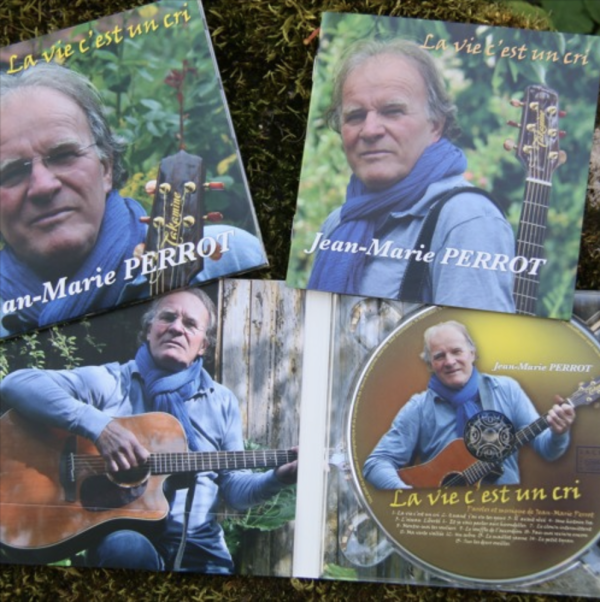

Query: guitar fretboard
<box><xmin>510</xmin><ymin>84</ymin><xmax>562</xmax><ymax>316</ymax></box>
<box><xmin>513</xmin><ymin>177</ymin><xmax>552</xmax><ymax>315</ymax></box>
<box><xmin>70</xmin><ymin>449</ymin><xmax>297</xmax><ymax>480</ymax></box>
<box><xmin>148</xmin><ymin>449</ymin><xmax>296</xmax><ymax>474</ymax></box>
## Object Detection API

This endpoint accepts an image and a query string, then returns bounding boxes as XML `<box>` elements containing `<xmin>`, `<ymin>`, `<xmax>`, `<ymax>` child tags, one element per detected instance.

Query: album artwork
<box><xmin>0</xmin><ymin>0</ymin><xmax>267</xmax><ymax>341</ymax></box>
<box><xmin>0</xmin><ymin>280</ymin><xmax>300</xmax><ymax>576</ymax></box>
<box><xmin>1</xmin><ymin>280</ymin><xmax>599</xmax><ymax>595</ymax></box>
<box><xmin>293</xmin><ymin>290</ymin><xmax>600</xmax><ymax>597</ymax></box>
<box><xmin>286</xmin><ymin>12</ymin><xmax>600</xmax><ymax>321</ymax></box>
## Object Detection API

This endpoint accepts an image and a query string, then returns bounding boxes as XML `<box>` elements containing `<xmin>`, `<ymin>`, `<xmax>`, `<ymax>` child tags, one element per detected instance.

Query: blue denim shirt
<box><xmin>0</xmin><ymin>361</ymin><xmax>285</xmax><ymax>570</ymax></box>
<box><xmin>362</xmin><ymin>374</ymin><xmax>569</xmax><ymax>489</ymax></box>
<box><xmin>317</xmin><ymin>176</ymin><xmax>515</xmax><ymax>312</ymax></box>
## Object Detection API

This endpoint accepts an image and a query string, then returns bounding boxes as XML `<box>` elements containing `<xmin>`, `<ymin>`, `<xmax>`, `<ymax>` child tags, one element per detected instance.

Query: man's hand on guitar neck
<box><xmin>274</xmin><ymin>447</ymin><xmax>299</xmax><ymax>485</ymax></box>
<box><xmin>95</xmin><ymin>420</ymin><xmax>150</xmax><ymax>473</ymax></box>
<box><xmin>547</xmin><ymin>396</ymin><xmax>576</xmax><ymax>436</ymax></box>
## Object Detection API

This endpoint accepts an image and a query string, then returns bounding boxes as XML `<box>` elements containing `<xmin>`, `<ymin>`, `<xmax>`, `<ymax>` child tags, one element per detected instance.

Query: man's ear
<box><xmin>101</xmin><ymin>159</ymin><xmax>113</xmax><ymax>195</ymax></box>
<box><xmin>430</xmin><ymin>117</ymin><xmax>445</xmax><ymax>142</ymax></box>
<box><xmin>197</xmin><ymin>339</ymin><xmax>209</xmax><ymax>358</ymax></box>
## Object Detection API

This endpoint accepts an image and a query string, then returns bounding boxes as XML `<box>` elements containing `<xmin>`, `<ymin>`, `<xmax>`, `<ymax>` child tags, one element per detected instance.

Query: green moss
<box><xmin>0</xmin><ymin>0</ymin><xmax>598</xmax><ymax>599</ymax></box>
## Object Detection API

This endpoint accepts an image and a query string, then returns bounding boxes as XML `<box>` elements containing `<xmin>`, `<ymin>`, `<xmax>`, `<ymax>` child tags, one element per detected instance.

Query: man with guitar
<box><xmin>0</xmin><ymin>63</ymin><xmax>266</xmax><ymax>338</ymax></box>
<box><xmin>0</xmin><ymin>288</ymin><xmax>298</xmax><ymax>572</ymax></box>
<box><xmin>363</xmin><ymin>320</ymin><xmax>574</xmax><ymax>490</ymax></box>
<box><xmin>305</xmin><ymin>39</ymin><xmax>515</xmax><ymax>312</ymax></box>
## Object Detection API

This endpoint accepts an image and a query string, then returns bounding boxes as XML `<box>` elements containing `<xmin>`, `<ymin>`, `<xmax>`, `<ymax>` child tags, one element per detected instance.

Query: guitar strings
<box><xmin>514</xmin><ymin>93</ymin><xmax>556</xmax><ymax>315</ymax></box>
<box><xmin>68</xmin><ymin>449</ymin><xmax>296</xmax><ymax>476</ymax></box>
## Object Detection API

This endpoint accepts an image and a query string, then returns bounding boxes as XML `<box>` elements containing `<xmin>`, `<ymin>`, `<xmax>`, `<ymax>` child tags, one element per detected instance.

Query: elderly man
<box><xmin>363</xmin><ymin>320</ymin><xmax>574</xmax><ymax>489</ymax></box>
<box><xmin>306</xmin><ymin>39</ymin><xmax>515</xmax><ymax>312</ymax></box>
<box><xmin>0</xmin><ymin>288</ymin><xmax>297</xmax><ymax>572</ymax></box>
<box><xmin>0</xmin><ymin>63</ymin><xmax>265</xmax><ymax>337</ymax></box>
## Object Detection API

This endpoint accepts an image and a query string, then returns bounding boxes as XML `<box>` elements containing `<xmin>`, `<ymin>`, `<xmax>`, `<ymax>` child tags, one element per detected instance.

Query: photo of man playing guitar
<box><xmin>363</xmin><ymin>320</ymin><xmax>575</xmax><ymax>490</ymax></box>
<box><xmin>0</xmin><ymin>287</ymin><xmax>298</xmax><ymax>572</ymax></box>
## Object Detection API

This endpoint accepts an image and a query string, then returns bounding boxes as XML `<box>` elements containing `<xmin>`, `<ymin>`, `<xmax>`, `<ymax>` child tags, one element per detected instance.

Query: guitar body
<box><xmin>398</xmin><ymin>439</ymin><xmax>478</xmax><ymax>488</ymax></box>
<box><xmin>396</xmin><ymin>378</ymin><xmax>599</xmax><ymax>489</ymax></box>
<box><xmin>0</xmin><ymin>412</ymin><xmax>186</xmax><ymax>563</ymax></box>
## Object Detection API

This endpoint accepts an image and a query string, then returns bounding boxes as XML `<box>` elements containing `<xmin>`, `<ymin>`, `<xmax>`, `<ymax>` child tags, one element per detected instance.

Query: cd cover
<box><xmin>286</xmin><ymin>12</ymin><xmax>600</xmax><ymax>321</ymax></box>
<box><xmin>0</xmin><ymin>280</ymin><xmax>300</xmax><ymax>576</ymax></box>
<box><xmin>293</xmin><ymin>290</ymin><xmax>600</xmax><ymax>596</ymax></box>
<box><xmin>0</xmin><ymin>1</ymin><xmax>268</xmax><ymax>341</ymax></box>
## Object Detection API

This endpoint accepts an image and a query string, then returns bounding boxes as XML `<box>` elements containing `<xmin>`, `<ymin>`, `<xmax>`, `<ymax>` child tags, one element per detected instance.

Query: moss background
<box><xmin>1</xmin><ymin>0</ymin><xmax>598</xmax><ymax>600</ymax></box>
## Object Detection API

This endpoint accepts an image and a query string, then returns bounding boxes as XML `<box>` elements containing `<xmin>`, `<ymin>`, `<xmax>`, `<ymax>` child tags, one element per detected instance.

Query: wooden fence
<box><xmin>214</xmin><ymin>279</ymin><xmax>304</xmax><ymax>577</ymax></box>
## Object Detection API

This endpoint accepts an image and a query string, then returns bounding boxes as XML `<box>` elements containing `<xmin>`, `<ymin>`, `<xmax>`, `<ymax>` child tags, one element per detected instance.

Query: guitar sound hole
<box><xmin>107</xmin><ymin>465</ymin><xmax>151</xmax><ymax>488</ymax></box>
<box><xmin>80</xmin><ymin>475</ymin><xmax>147</xmax><ymax>512</ymax></box>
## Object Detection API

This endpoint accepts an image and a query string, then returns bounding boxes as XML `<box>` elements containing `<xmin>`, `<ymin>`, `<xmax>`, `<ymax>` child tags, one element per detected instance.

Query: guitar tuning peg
<box><xmin>507</xmin><ymin>120</ymin><xmax>520</xmax><ymax>129</ymax></box>
<box><xmin>559</xmin><ymin>130</ymin><xmax>567</xmax><ymax>139</ymax></box>
<box><xmin>204</xmin><ymin>182</ymin><xmax>225</xmax><ymax>191</ymax></box>
<box><xmin>509</xmin><ymin>99</ymin><xmax>524</xmax><ymax>108</ymax></box>
<box><xmin>558</xmin><ymin>150</ymin><xmax>567</xmax><ymax>165</ymax></box>
<box><xmin>503</xmin><ymin>139</ymin><xmax>516</xmax><ymax>152</ymax></box>
<box><xmin>559</xmin><ymin>110</ymin><xmax>567</xmax><ymax>118</ymax></box>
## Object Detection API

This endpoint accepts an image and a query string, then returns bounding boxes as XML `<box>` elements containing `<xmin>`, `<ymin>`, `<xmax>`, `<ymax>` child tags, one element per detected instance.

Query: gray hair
<box><xmin>0</xmin><ymin>63</ymin><xmax>128</xmax><ymax>189</ymax></box>
<box><xmin>325</xmin><ymin>39</ymin><xmax>459</xmax><ymax>139</ymax></box>
<box><xmin>421</xmin><ymin>320</ymin><xmax>476</xmax><ymax>368</ymax></box>
<box><xmin>138</xmin><ymin>288</ymin><xmax>218</xmax><ymax>351</ymax></box>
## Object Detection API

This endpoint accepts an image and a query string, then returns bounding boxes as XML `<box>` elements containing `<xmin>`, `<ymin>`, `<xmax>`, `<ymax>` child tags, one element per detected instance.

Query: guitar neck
<box><xmin>509</xmin><ymin>84</ymin><xmax>563</xmax><ymax>316</ymax></box>
<box><xmin>513</xmin><ymin>180</ymin><xmax>552</xmax><ymax>315</ymax></box>
<box><xmin>147</xmin><ymin>448</ymin><xmax>296</xmax><ymax>475</ymax></box>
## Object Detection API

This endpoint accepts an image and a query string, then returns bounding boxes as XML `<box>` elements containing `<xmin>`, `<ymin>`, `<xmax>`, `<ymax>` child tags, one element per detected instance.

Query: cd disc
<box><xmin>348</xmin><ymin>306</ymin><xmax>600</xmax><ymax>585</ymax></box>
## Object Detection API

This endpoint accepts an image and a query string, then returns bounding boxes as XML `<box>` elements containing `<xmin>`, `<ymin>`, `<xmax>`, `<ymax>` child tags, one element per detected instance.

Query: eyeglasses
<box><xmin>0</xmin><ymin>142</ymin><xmax>98</xmax><ymax>190</ymax></box>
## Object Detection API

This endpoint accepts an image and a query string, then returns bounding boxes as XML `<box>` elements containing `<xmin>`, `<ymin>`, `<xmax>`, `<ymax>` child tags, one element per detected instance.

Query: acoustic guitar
<box><xmin>506</xmin><ymin>84</ymin><xmax>566</xmax><ymax>315</ymax></box>
<box><xmin>398</xmin><ymin>377</ymin><xmax>599</xmax><ymax>488</ymax></box>
<box><xmin>0</xmin><ymin>410</ymin><xmax>295</xmax><ymax>563</ymax></box>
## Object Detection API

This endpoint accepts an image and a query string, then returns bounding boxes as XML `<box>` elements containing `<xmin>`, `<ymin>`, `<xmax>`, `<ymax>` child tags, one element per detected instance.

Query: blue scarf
<box><xmin>0</xmin><ymin>191</ymin><xmax>147</xmax><ymax>331</ymax></box>
<box><xmin>307</xmin><ymin>138</ymin><xmax>467</xmax><ymax>294</ymax></box>
<box><xmin>135</xmin><ymin>343</ymin><xmax>202</xmax><ymax>451</ymax></box>
<box><xmin>429</xmin><ymin>367</ymin><xmax>481</xmax><ymax>438</ymax></box>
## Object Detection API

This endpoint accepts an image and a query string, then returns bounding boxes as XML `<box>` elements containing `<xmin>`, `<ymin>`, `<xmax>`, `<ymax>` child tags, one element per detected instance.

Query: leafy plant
<box><xmin>222</xmin><ymin>440</ymin><xmax>297</xmax><ymax>558</ymax></box>
<box><xmin>506</xmin><ymin>0</ymin><xmax>600</xmax><ymax>34</ymax></box>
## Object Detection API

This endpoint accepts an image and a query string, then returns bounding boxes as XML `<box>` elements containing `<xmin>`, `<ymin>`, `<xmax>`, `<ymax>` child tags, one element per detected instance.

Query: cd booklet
<box><xmin>1</xmin><ymin>282</ymin><xmax>599</xmax><ymax>596</ymax></box>
<box><xmin>286</xmin><ymin>12</ymin><xmax>600</xmax><ymax>321</ymax></box>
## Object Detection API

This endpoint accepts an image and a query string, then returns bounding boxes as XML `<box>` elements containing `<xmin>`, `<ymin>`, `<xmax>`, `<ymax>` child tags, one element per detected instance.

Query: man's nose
<box><xmin>360</xmin><ymin>111</ymin><xmax>385</xmax><ymax>138</ymax></box>
<box><xmin>444</xmin><ymin>354</ymin><xmax>457</xmax><ymax>366</ymax></box>
<box><xmin>167</xmin><ymin>317</ymin><xmax>186</xmax><ymax>334</ymax></box>
<box><xmin>27</xmin><ymin>161</ymin><xmax>61</xmax><ymax>199</ymax></box>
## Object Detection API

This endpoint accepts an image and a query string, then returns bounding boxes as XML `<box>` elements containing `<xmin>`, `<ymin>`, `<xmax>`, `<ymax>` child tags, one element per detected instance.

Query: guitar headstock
<box><xmin>144</xmin><ymin>150</ymin><xmax>206</xmax><ymax>295</ymax></box>
<box><xmin>143</xmin><ymin>150</ymin><xmax>225</xmax><ymax>295</ymax></box>
<box><xmin>506</xmin><ymin>84</ymin><xmax>566</xmax><ymax>181</ymax></box>
<box><xmin>567</xmin><ymin>376</ymin><xmax>600</xmax><ymax>409</ymax></box>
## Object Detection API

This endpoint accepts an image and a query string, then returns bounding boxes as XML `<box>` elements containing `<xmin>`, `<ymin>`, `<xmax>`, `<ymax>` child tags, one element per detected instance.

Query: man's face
<box><xmin>428</xmin><ymin>326</ymin><xmax>476</xmax><ymax>390</ymax></box>
<box><xmin>147</xmin><ymin>291</ymin><xmax>210</xmax><ymax>372</ymax></box>
<box><xmin>340</xmin><ymin>54</ymin><xmax>444</xmax><ymax>191</ymax></box>
<box><xmin>0</xmin><ymin>87</ymin><xmax>112</xmax><ymax>276</ymax></box>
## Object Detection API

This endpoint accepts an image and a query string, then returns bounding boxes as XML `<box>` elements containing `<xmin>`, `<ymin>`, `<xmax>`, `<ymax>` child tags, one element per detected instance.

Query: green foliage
<box><xmin>222</xmin><ymin>440</ymin><xmax>297</xmax><ymax>558</ymax></box>
<box><xmin>322</xmin><ymin>563</ymin><xmax>359</xmax><ymax>580</ymax></box>
<box><xmin>0</xmin><ymin>318</ymin><xmax>108</xmax><ymax>378</ymax></box>
<box><xmin>507</xmin><ymin>0</ymin><xmax>600</xmax><ymax>34</ymax></box>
